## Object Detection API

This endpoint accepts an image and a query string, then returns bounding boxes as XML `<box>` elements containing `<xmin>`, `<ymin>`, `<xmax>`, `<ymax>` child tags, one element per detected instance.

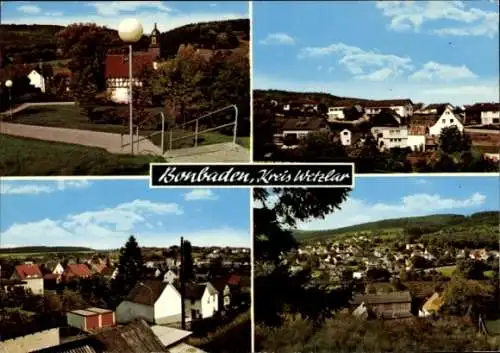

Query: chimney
<box><xmin>180</xmin><ymin>237</ymin><xmax>186</xmax><ymax>330</ymax></box>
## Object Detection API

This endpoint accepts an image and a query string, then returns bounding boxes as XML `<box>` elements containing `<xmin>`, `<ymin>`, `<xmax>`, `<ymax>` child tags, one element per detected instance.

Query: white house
<box><xmin>364</xmin><ymin>99</ymin><xmax>414</xmax><ymax>118</ymax></box>
<box><xmin>116</xmin><ymin>280</ymin><xmax>182</xmax><ymax>325</ymax></box>
<box><xmin>481</xmin><ymin>107</ymin><xmax>500</xmax><ymax>125</ymax></box>
<box><xmin>52</xmin><ymin>262</ymin><xmax>65</xmax><ymax>275</ymax></box>
<box><xmin>371</xmin><ymin>110</ymin><xmax>408</xmax><ymax>150</ymax></box>
<box><xmin>116</xmin><ymin>280</ymin><xmax>219</xmax><ymax>325</ymax></box>
<box><xmin>27</xmin><ymin>70</ymin><xmax>46</xmax><ymax>93</ymax></box>
<box><xmin>185</xmin><ymin>283</ymin><xmax>219</xmax><ymax>320</ymax></box>
<box><xmin>328</xmin><ymin>106</ymin><xmax>345</xmax><ymax>120</ymax></box>
<box><xmin>339</xmin><ymin>129</ymin><xmax>352</xmax><ymax>146</ymax></box>
<box><xmin>163</xmin><ymin>269</ymin><xmax>178</xmax><ymax>284</ymax></box>
<box><xmin>418</xmin><ymin>103</ymin><xmax>454</xmax><ymax>115</ymax></box>
<box><xmin>10</xmin><ymin>263</ymin><xmax>44</xmax><ymax>295</ymax></box>
<box><xmin>407</xmin><ymin>126</ymin><xmax>427</xmax><ymax>152</ymax></box>
<box><xmin>428</xmin><ymin>106</ymin><xmax>464</xmax><ymax>136</ymax></box>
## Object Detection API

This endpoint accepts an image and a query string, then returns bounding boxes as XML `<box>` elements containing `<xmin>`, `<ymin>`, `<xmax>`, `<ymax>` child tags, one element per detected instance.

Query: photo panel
<box><xmin>253</xmin><ymin>176</ymin><xmax>499</xmax><ymax>352</ymax></box>
<box><xmin>0</xmin><ymin>1</ymin><xmax>251</xmax><ymax>177</ymax></box>
<box><xmin>0</xmin><ymin>179</ymin><xmax>252</xmax><ymax>353</ymax></box>
<box><xmin>252</xmin><ymin>1</ymin><xmax>499</xmax><ymax>173</ymax></box>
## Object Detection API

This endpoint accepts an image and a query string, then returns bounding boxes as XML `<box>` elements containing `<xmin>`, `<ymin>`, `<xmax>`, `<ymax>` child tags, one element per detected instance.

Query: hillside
<box><xmin>254</xmin><ymin>89</ymin><xmax>371</xmax><ymax>107</ymax></box>
<box><xmin>294</xmin><ymin>211</ymin><xmax>499</xmax><ymax>243</ymax></box>
<box><xmin>0</xmin><ymin>19</ymin><xmax>249</xmax><ymax>67</ymax></box>
<box><xmin>0</xmin><ymin>246</ymin><xmax>96</xmax><ymax>255</ymax></box>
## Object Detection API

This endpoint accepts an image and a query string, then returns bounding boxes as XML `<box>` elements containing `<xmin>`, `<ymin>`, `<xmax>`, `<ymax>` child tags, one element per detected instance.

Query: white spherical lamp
<box><xmin>5</xmin><ymin>80</ymin><xmax>12</xmax><ymax>88</ymax></box>
<box><xmin>118</xmin><ymin>18</ymin><xmax>143</xmax><ymax>43</ymax></box>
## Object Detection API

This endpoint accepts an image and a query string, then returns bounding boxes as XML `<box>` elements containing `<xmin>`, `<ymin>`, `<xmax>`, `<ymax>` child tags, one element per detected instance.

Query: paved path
<box><xmin>164</xmin><ymin>142</ymin><xmax>250</xmax><ymax>163</ymax></box>
<box><xmin>0</xmin><ymin>122</ymin><xmax>163</xmax><ymax>156</ymax></box>
<box><xmin>0</xmin><ymin>101</ymin><xmax>75</xmax><ymax>117</ymax></box>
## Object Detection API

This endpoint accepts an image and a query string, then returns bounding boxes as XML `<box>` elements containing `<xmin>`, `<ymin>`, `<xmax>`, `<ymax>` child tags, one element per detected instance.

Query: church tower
<box><xmin>149</xmin><ymin>23</ymin><xmax>161</xmax><ymax>59</ymax></box>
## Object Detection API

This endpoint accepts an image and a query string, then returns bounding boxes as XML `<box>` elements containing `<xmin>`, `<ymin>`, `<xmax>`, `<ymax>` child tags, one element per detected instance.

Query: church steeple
<box><xmin>149</xmin><ymin>22</ymin><xmax>161</xmax><ymax>59</ymax></box>
<box><xmin>151</xmin><ymin>23</ymin><xmax>160</xmax><ymax>47</ymax></box>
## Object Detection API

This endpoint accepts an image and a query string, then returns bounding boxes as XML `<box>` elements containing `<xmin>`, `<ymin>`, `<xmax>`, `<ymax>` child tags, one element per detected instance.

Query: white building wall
<box><xmin>429</xmin><ymin>108</ymin><xmax>464</xmax><ymax>136</ymax></box>
<box><xmin>27</xmin><ymin>71</ymin><xmax>45</xmax><ymax>93</ymax></box>
<box><xmin>327</xmin><ymin>107</ymin><xmax>345</xmax><ymax>120</ymax></box>
<box><xmin>481</xmin><ymin>111</ymin><xmax>500</xmax><ymax>125</ymax></box>
<box><xmin>26</xmin><ymin>278</ymin><xmax>44</xmax><ymax>295</ymax></box>
<box><xmin>116</xmin><ymin>301</ymin><xmax>154</xmax><ymax>324</ymax></box>
<box><xmin>154</xmin><ymin>284</ymin><xmax>182</xmax><ymax>324</ymax></box>
<box><xmin>408</xmin><ymin>135</ymin><xmax>426</xmax><ymax>152</ymax></box>
<box><xmin>53</xmin><ymin>264</ymin><xmax>64</xmax><ymax>275</ymax></box>
<box><xmin>0</xmin><ymin>328</ymin><xmax>59</xmax><ymax>353</ymax></box>
<box><xmin>200</xmin><ymin>288</ymin><xmax>218</xmax><ymax>319</ymax></box>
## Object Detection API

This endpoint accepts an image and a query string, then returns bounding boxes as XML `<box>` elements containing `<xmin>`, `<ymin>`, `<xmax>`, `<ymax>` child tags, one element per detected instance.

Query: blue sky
<box><xmin>0</xmin><ymin>1</ymin><xmax>248</xmax><ymax>33</ymax></box>
<box><xmin>0</xmin><ymin>180</ymin><xmax>250</xmax><ymax>249</ymax></box>
<box><xmin>253</xmin><ymin>1</ymin><xmax>499</xmax><ymax>105</ymax></box>
<box><xmin>296</xmin><ymin>175</ymin><xmax>499</xmax><ymax>230</ymax></box>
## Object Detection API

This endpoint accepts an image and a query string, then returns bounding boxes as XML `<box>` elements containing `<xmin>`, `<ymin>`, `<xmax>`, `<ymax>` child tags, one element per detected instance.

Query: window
<box><xmin>493</xmin><ymin>118</ymin><xmax>499</xmax><ymax>124</ymax></box>
<box><xmin>450</xmin><ymin>119</ymin><xmax>454</xmax><ymax>123</ymax></box>
<box><xmin>343</xmin><ymin>131</ymin><xmax>349</xmax><ymax>135</ymax></box>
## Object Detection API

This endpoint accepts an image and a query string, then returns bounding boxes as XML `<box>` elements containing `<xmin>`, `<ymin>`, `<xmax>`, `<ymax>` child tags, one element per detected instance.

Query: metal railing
<box><xmin>120</xmin><ymin>104</ymin><xmax>238</xmax><ymax>154</ymax></box>
<box><xmin>166</xmin><ymin>104</ymin><xmax>238</xmax><ymax>152</ymax></box>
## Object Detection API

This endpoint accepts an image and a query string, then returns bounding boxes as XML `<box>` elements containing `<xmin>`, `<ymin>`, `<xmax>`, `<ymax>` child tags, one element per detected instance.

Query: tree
<box><xmin>112</xmin><ymin>235</ymin><xmax>144</xmax><ymax>301</ymax></box>
<box><xmin>297</xmin><ymin>131</ymin><xmax>348</xmax><ymax>162</ymax></box>
<box><xmin>439</xmin><ymin>126</ymin><xmax>469</xmax><ymax>154</ymax></box>
<box><xmin>182</xmin><ymin>240</ymin><xmax>194</xmax><ymax>281</ymax></box>
<box><xmin>442</xmin><ymin>276</ymin><xmax>494</xmax><ymax>316</ymax></box>
<box><xmin>366</xmin><ymin>268</ymin><xmax>391</xmax><ymax>282</ymax></box>
<box><xmin>456</xmin><ymin>259</ymin><xmax>487</xmax><ymax>280</ymax></box>
<box><xmin>56</xmin><ymin>24</ymin><xmax>117</xmax><ymax>102</ymax></box>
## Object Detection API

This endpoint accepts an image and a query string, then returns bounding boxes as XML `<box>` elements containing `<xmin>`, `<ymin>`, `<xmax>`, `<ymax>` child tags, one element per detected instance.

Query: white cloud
<box><xmin>253</xmin><ymin>73</ymin><xmax>499</xmax><ymax>106</ymax></box>
<box><xmin>4</xmin><ymin>8</ymin><xmax>248</xmax><ymax>34</ymax></box>
<box><xmin>376</xmin><ymin>1</ymin><xmax>499</xmax><ymax>38</ymax></box>
<box><xmin>17</xmin><ymin>4</ymin><xmax>41</xmax><ymax>14</ymax></box>
<box><xmin>296</xmin><ymin>192</ymin><xmax>487</xmax><ymax>231</ymax></box>
<box><xmin>415</xmin><ymin>179</ymin><xmax>430</xmax><ymax>185</ymax></box>
<box><xmin>355</xmin><ymin>67</ymin><xmax>394</xmax><ymax>81</ymax></box>
<box><xmin>86</xmin><ymin>1</ymin><xmax>172</xmax><ymax>17</ymax></box>
<box><xmin>298</xmin><ymin>42</ymin><xmax>413</xmax><ymax>80</ymax></box>
<box><xmin>0</xmin><ymin>180</ymin><xmax>91</xmax><ymax>195</ymax></box>
<box><xmin>259</xmin><ymin>33</ymin><xmax>296</xmax><ymax>45</ymax></box>
<box><xmin>184</xmin><ymin>189</ymin><xmax>219</xmax><ymax>201</ymax></box>
<box><xmin>409</xmin><ymin>61</ymin><xmax>477</xmax><ymax>81</ymax></box>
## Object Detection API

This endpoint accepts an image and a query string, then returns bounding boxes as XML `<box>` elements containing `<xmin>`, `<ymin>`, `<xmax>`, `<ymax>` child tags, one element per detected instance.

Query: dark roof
<box><xmin>370</xmin><ymin>109</ymin><xmax>402</xmax><ymax>127</ymax></box>
<box><xmin>0</xmin><ymin>279</ymin><xmax>27</xmax><ymax>286</ymax></box>
<box><xmin>351</xmin><ymin>291</ymin><xmax>412</xmax><ymax>305</ymax></box>
<box><xmin>466</xmin><ymin>103</ymin><xmax>500</xmax><ymax>113</ymax></box>
<box><xmin>126</xmin><ymin>280</ymin><xmax>168</xmax><ymax>306</ymax></box>
<box><xmin>363</xmin><ymin>99</ymin><xmax>413</xmax><ymax>108</ymax></box>
<box><xmin>36</xmin><ymin>320</ymin><xmax>166</xmax><ymax>353</ymax></box>
<box><xmin>282</xmin><ymin>117</ymin><xmax>328</xmax><ymax>131</ymax></box>
<box><xmin>105</xmin><ymin>52</ymin><xmax>155</xmax><ymax>78</ymax></box>
<box><xmin>410</xmin><ymin>114</ymin><xmax>440</xmax><ymax>127</ymax></box>
<box><xmin>184</xmin><ymin>283</ymin><xmax>207</xmax><ymax>300</ymax></box>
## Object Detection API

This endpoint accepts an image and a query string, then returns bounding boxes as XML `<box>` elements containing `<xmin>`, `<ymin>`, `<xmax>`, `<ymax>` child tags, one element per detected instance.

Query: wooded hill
<box><xmin>294</xmin><ymin>211</ymin><xmax>499</xmax><ymax>245</ymax></box>
<box><xmin>0</xmin><ymin>246</ymin><xmax>96</xmax><ymax>254</ymax></box>
<box><xmin>254</xmin><ymin>89</ymin><xmax>371</xmax><ymax>107</ymax></box>
<box><xmin>0</xmin><ymin>19</ymin><xmax>249</xmax><ymax>66</ymax></box>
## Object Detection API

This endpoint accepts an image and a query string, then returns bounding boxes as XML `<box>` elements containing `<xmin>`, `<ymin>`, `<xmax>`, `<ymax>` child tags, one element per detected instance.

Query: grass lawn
<box><xmin>484</xmin><ymin>270</ymin><xmax>496</xmax><ymax>278</ymax></box>
<box><xmin>0</xmin><ymin>135</ymin><xmax>164</xmax><ymax>176</ymax></box>
<box><xmin>4</xmin><ymin>105</ymin><xmax>248</xmax><ymax>151</ymax></box>
<box><xmin>486</xmin><ymin>319</ymin><xmax>500</xmax><ymax>335</ymax></box>
<box><xmin>436</xmin><ymin>265</ymin><xmax>457</xmax><ymax>277</ymax></box>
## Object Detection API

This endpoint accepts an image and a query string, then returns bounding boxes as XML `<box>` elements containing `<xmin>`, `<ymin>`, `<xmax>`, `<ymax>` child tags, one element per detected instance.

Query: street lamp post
<box><xmin>5</xmin><ymin>80</ymin><xmax>13</xmax><ymax>119</ymax></box>
<box><xmin>118</xmin><ymin>18</ymin><xmax>143</xmax><ymax>155</ymax></box>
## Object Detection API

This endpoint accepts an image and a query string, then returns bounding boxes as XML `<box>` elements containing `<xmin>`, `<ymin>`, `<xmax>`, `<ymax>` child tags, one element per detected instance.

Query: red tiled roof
<box><xmin>227</xmin><ymin>274</ymin><xmax>241</xmax><ymax>286</ymax></box>
<box><xmin>14</xmin><ymin>264</ymin><xmax>42</xmax><ymax>279</ymax></box>
<box><xmin>105</xmin><ymin>52</ymin><xmax>155</xmax><ymax>78</ymax></box>
<box><xmin>66</xmin><ymin>264</ymin><xmax>92</xmax><ymax>278</ymax></box>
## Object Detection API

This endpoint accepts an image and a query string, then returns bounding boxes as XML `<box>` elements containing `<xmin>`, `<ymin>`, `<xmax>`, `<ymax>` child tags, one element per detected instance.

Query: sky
<box><xmin>0</xmin><ymin>180</ymin><xmax>251</xmax><ymax>249</ymax></box>
<box><xmin>253</xmin><ymin>1</ymin><xmax>500</xmax><ymax>105</ymax></box>
<box><xmin>0</xmin><ymin>1</ymin><xmax>248</xmax><ymax>33</ymax></box>
<box><xmin>294</xmin><ymin>176</ymin><xmax>499</xmax><ymax>231</ymax></box>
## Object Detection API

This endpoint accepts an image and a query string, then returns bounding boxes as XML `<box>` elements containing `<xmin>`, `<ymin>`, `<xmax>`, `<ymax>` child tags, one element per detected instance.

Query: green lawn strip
<box><xmin>0</xmin><ymin>135</ymin><xmax>163</xmax><ymax>176</ymax></box>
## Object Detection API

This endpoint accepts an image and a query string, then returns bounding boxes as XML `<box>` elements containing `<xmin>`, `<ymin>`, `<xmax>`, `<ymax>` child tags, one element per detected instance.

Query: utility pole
<box><xmin>180</xmin><ymin>237</ymin><xmax>186</xmax><ymax>330</ymax></box>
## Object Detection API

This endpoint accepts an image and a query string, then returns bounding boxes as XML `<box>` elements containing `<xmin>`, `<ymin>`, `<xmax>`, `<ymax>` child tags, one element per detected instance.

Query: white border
<box><xmin>148</xmin><ymin>162</ymin><xmax>355</xmax><ymax>189</ymax></box>
<box><xmin>249</xmin><ymin>0</ymin><xmax>254</xmax><ymax>164</ymax></box>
